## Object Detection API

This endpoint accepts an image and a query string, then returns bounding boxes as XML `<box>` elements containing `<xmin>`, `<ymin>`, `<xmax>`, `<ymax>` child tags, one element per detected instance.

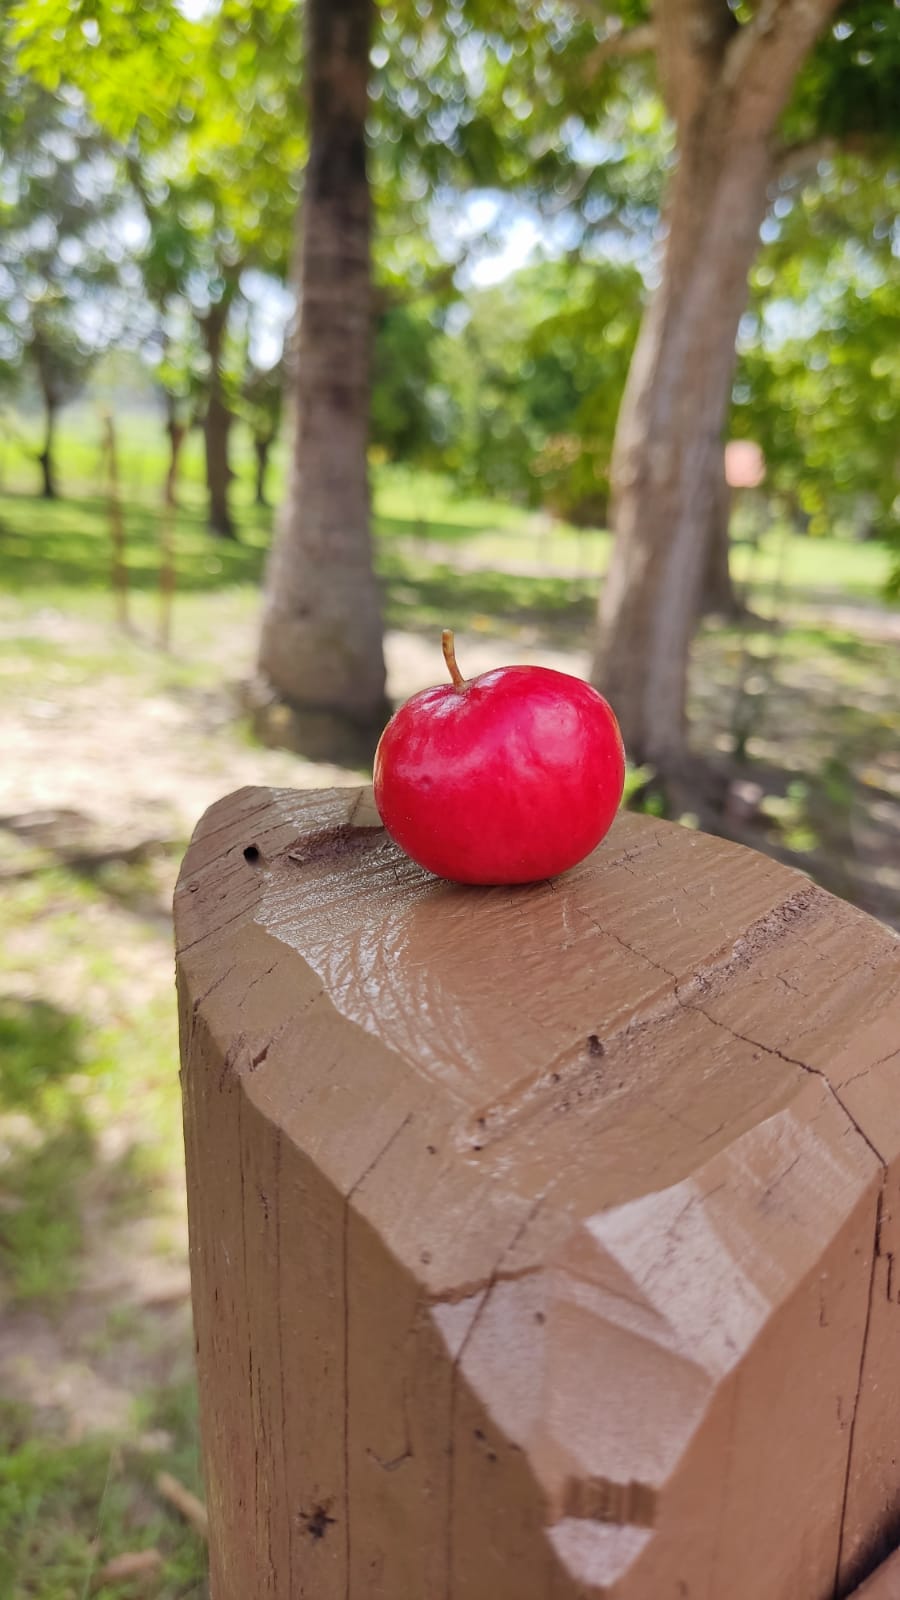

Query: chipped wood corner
<box><xmin>174</xmin><ymin>785</ymin><xmax>900</xmax><ymax>1600</ymax></box>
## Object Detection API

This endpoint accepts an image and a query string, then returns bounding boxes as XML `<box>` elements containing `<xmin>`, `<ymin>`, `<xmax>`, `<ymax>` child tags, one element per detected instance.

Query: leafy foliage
<box><xmin>393</xmin><ymin>256</ymin><xmax>642</xmax><ymax>517</ymax></box>
<box><xmin>4</xmin><ymin>0</ymin><xmax>900</xmax><ymax>572</ymax></box>
<box><xmin>786</xmin><ymin>0</ymin><xmax>900</xmax><ymax>143</ymax></box>
<box><xmin>0</xmin><ymin>65</ymin><xmax>137</xmax><ymax>408</ymax></box>
<box><xmin>737</xmin><ymin>158</ymin><xmax>900</xmax><ymax>553</ymax></box>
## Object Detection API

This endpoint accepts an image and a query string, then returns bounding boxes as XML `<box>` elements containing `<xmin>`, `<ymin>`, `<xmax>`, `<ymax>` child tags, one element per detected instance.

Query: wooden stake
<box><xmin>158</xmin><ymin>438</ymin><xmax>180</xmax><ymax>652</ymax></box>
<box><xmin>102</xmin><ymin>412</ymin><xmax>129</xmax><ymax>631</ymax></box>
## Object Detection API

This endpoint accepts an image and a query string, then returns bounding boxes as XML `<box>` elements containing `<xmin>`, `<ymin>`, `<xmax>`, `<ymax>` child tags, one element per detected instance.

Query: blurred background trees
<box><xmin>3</xmin><ymin>0</ymin><xmax>899</xmax><ymax>754</ymax></box>
<box><xmin>0</xmin><ymin>65</ymin><xmax>134</xmax><ymax>496</ymax></box>
<box><xmin>739</xmin><ymin>156</ymin><xmax>900</xmax><ymax>549</ymax></box>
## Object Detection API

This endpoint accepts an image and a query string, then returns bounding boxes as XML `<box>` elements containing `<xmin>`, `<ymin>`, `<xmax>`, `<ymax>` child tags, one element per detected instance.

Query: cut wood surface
<box><xmin>175</xmin><ymin>786</ymin><xmax>900</xmax><ymax>1600</ymax></box>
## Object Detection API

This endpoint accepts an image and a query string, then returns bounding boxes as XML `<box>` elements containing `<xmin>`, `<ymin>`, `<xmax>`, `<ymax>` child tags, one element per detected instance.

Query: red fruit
<box><xmin>373</xmin><ymin>631</ymin><xmax>626</xmax><ymax>885</ymax></box>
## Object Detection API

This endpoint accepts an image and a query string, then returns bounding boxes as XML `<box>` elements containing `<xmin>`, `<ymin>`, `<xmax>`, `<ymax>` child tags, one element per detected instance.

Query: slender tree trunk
<box><xmin>38</xmin><ymin>395</ymin><xmax>58</xmax><ymax>500</ymax></box>
<box><xmin>253</xmin><ymin>434</ymin><xmax>272</xmax><ymax>507</ymax></box>
<box><xmin>201</xmin><ymin>302</ymin><xmax>235</xmax><ymax>539</ymax></box>
<box><xmin>591</xmin><ymin>0</ymin><xmax>841</xmax><ymax>773</ymax></box>
<box><xmin>698</xmin><ymin>452</ymin><xmax>742</xmax><ymax>617</ymax></box>
<box><xmin>256</xmin><ymin>0</ymin><xmax>388</xmax><ymax>758</ymax></box>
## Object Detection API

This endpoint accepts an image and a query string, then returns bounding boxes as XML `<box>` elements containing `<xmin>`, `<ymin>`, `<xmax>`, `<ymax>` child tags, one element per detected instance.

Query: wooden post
<box><xmin>101</xmin><ymin>412</ymin><xmax>129</xmax><ymax>631</ymax></box>
<box><xmin>175</xmin><ymin>787</ymin><xmax>900</xmax><ymax>1600</ymax></box>
<box><xmin>158</xmin><ymin>471</ymin><xmax>177</xmax><ymax>654</ymax></box>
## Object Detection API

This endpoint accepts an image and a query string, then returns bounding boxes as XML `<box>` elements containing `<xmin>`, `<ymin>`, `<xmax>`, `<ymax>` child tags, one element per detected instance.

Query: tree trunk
<box><xmin>591</xmin><ymin>0</ymin><xmax>841</xmax><ymax>772</ymax></box>
<box><xmin>253</xmin><ymin>434</ymin><xmax>271</xmax><ymax>507</ymax></box>
<box><xmin>592</xmin><ymin>135</ymin><xmax>772</xmax><ymax>768</ymax></box>
<box><xmin>698</xmin><ymin>453</ymin><xmax>743</xmax><ymax>618</ymax></box>
<box><xmin>256</xmin><ymin>0</ymin><xmax>388</xmax><ymax>759</ymax></box>
<box><xmin>38</xmin><ymin>396</ymin><xmax>58</xmax><ymax>499</ymax></box>
<box><xmin>201</xmin><ymin>302</ymin><xmax>235</xmax><ymax>539</ymax></box>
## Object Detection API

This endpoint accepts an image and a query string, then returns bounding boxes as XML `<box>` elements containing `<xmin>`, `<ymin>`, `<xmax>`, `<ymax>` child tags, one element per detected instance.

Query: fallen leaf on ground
<box><xmin>156</xmin><ymin>1470</ymin><xmax>209</xmax><ymax>1539</ymax></box>
<box><xmin>91</xmin><ymin>1549</ymin><xmax>163</xmax><ymax>1589</ymax></box>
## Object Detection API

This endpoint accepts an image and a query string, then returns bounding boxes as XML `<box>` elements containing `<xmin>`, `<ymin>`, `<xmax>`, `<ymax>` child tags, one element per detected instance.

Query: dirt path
<box><xmin>0</xmin><ymin>619</ymin><xmax>582</xmax><ymax>849</ymax></box>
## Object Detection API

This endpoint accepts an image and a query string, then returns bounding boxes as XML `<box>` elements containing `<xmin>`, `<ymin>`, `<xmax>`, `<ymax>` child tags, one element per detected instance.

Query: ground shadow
<box><xmin>0</xmin><ymin>489</ymin><xmax>270</xmax><ymax>593</ymax></box>
<box><xmin>1</xmin><ymin>812</ymin><xmax>180</xmax><ymax>930</ymax></box>
<box><xmin>0</xmin><ymin>996</ymin><xmax>85</xmax><ymax>1115</ymax></box>
<box><xmin>379</xmin><ymin>552</ymin><xmax>596</xmax><ymax>642</ymax></box>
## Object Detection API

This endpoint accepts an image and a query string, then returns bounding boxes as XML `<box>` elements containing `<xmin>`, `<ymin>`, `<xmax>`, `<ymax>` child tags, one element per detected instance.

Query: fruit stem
<box><xmin>442</xmin><ymin>629</ymin><xmax>466</xmax><ymax>690</ymax></box>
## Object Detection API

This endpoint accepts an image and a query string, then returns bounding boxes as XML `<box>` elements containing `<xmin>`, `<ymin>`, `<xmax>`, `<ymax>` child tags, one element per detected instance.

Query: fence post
<box><xmin>175</xmin><ymin>785</ymin><xmax>900</xmax><ymax>1600</ymax></box>
<box><xmin>101</xmin><ymin>411</ymin><xmax>129</xmax><ymax>632</ymax></box>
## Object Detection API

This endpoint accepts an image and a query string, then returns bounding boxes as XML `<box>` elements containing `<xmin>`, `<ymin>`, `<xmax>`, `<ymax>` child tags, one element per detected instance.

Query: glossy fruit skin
<box><xmin>373</xmin><ymin>664</ymin><xmax>625</xmax><ymax>885</ymax></box>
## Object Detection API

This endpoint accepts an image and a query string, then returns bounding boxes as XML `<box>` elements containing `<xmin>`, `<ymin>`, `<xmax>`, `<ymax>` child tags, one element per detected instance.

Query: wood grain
<box><xmin>175</xmin><ymin>786</ymin><xmax>900</xmax><ymax>1599</ymax></box>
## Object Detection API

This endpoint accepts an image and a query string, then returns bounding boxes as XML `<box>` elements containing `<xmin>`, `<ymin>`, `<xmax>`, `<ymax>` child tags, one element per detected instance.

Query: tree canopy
<box><xmin>4</xmin><ymin>0</ymin><xmax>898</xmax><ymax>636</ymax></box>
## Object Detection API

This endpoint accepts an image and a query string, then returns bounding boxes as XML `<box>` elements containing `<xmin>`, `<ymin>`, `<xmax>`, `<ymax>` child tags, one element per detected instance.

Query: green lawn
<box><xmin>1</xmin><ymin>415</ymin><xmax>899</xmax><ymax>1598</ymax></box>
<box><xmin>0</xmin><ymin>859</ymin><xmax>206</xmax><ymax>1599</ymax></box>
<box><xmin>2</xmin><ymin>406</ymin><xmax>894</xmax><ymax>613</ymax></box>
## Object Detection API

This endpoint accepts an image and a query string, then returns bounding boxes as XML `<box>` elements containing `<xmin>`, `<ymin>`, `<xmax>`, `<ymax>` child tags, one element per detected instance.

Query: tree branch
<box><xmin>719</xmin><ymin>0</ymin><xmax>844</xmax><ymax>138</ymax></box>
<box><xmin>124</xmin><ymin>148</ymin><xmax>159</xmax><ymax>228</ymax></box>
<box><xmin>773</xmin><ymin>130</ymin><xmax>883</xmax><ymax>181</ymax></box>
<box><xmin>581</xmin><ymin>22</ymin><xmax>657</xmax><ymax>81</ymax></box>
<box><xmin>772</xmin><ymin>135</ymin><xmax>838</xmax><ymax>180</ymax></box>
<box><xmin>654</xmin><ymin>0</ymin><xmax>737</xmax><ymax>129</ymax></box>
<box><xmin>565</xmin><ymin>0</ymin><xmax>619</xmax><ymax>24</ymax></box>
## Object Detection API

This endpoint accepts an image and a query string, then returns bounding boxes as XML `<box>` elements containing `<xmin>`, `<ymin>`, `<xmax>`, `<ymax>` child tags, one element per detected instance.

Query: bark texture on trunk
<box><xmin>257</xmin><ymin>0</ymin><xmax>388</xmax><ymax>753</ymax></box>
<box><xmin>591</xmin><ymin>0</ymin><xmax>842</xmax><ymax>769</ymax></box>
<box><xmin>201</xmin><ymin>301</ymin><xmax>235</xmax><ymax>539</ymax></box>
<box><xmin>592</xmin><ymin>136</ymin><xmax>771</xmax><ymax>766</ymax></box>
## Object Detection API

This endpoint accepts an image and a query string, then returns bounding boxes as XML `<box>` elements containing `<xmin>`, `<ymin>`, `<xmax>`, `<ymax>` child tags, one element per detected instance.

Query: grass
<box><xmin>1</xmin><ymin>411</ymin><xmax>899</xmax><ymax>1597</ymax></box>
<box><xmin>0</xmin><ymin>1384</ymin><xmax>205</xmax><ymax>1600</ymax></box>
<box><xmin>0</xmin><ymin>828</ymin><xmax>203</xmax><ymax>1597</ymax></box>
<box><xmin>2</xmin><ymin>406</ymin><xmax>894</xmax><ymax>613</ymax></box>
<box><xmin>0</xmin><ymin>851</ymin><xmax>184</xmax><ymax>1298</ymax></box>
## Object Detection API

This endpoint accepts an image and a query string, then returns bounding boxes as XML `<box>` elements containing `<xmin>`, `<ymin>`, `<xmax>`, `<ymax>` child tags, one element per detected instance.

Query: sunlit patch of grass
<box><xmin>3</xmin><ymin>419</ymin><xmax>894</xmax><ymax>609</ymax></box>
<box><xmin>761</xmin><ymin>783</ymin><xmax>821</xmax><ymax>855</ymax></box>
<box><xmin>378</xmin><ymin>547</ymin><xmax>597</xmax><ymax>640</ymax></box>
<box><xmin>0</xmin><ymin>837</ymin><xmax>200</xmax><ymax>1588</ymax></box>
<box><xmin>0</xmin><ymin>1385</ymin><xmax>206</xmax><ymax>1600</ymax></box>
<box><xmin>0</xmin><ymin>860</ymin><xmax>182</xmax><ymax>1308</ymax></box>
<box><xmin>0</xmin><ymin>995</ymin><xmax>94</xmax><ymax>1303</ymax></box>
